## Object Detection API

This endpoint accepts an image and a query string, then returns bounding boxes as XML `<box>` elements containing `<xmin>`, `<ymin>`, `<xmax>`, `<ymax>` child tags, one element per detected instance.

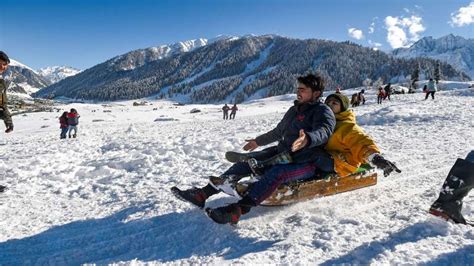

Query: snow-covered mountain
<box><xmin>38</xmin><ymin>66</ymin><xmax>81</xmax><ymax>84</ymax></box>
<box><xmin>393</xmin><ymin>34</ymin><xmax>474</xmax><ymax>79</ymax></box>
<box><xmin>1</xmin><ymin>86</ymin><xmax>474</xmax><ymax>264</ymax></box>
<box><xmin>111</xmin><ymin>38</ymin><xmax>219</xmax><ymax>71</ymax></box>
<box><xmin>35</xmin><ymin>35</ymin><xmax>469</xmax><ymax>102</ymax></box>
<box><xmin>2</xmin><ymin>59</ymin><xmax>51</xmax><ymax>95</ymax></box>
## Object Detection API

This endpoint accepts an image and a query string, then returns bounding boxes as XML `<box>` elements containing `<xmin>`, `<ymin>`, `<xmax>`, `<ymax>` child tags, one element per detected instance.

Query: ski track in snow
<box><xmin>0</xmin><ymin>89</ymin><xmax>474</xmax><ymax>264</ymax></box>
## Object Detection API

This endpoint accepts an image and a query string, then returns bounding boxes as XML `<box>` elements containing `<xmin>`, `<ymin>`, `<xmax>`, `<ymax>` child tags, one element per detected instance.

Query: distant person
<box><xmin>429</xmin><ymin>150</ymin><xmax>474</xmax><ymax>225</ymax></box>
<box><xmin>383</xmin><ymin>83</ymin><xmax>392</xmax><ymax>101</ymax></box>
<box><xmin>230</xmin><ymin>104</ymin><xmax>238</xmax><ymax>119</ymax></box>
<box><xmin>222</xmin><ymin>104</ymin><xmax>230</xmax><ymax>120</ymax></box>
<box><xmin>67</xmin><ymin>108</ymin><xmax>80</xmax><ymax>138</ymax></box>
<box><xmin>0</xmin><ymin>51</ymin><xmax>13</xmax><ymax>193</ymax></box>
<box><xmin>335</xmin><ymin>86</ymin><xmax>342</xmax><ymax>94</ymax></box>
<box><xmin>0</xmin><ymin>51</ymin><xmax>13</xmax><ymax>134</ymax></box>
<box><xmin>59</xmin><ymin>111</ymin><xmax>69</xmax><ymax>139</ymax></box>
<box><xmin>377</xmin><ymin>87</ymin><xmax>385</xmax><ymax>104</ymax></box>
<box><xmin>424</xmin><ymin>78</ymin><xmax>437</xmax><ymax>100</ymax></box>
<box><xmin>358</xmin><ymin>89</ymin><xmax>366</xmax><ymax>105</ymax></box>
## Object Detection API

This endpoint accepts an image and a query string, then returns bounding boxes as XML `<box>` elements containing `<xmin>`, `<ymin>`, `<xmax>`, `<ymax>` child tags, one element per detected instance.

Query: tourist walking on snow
<box><xmin>429</xmin><ymin>150</ymin><xmax>474</xmax><ymax>225</ymax></box>
<box><xmin>0</xmin><ymin>51</ymin><xmax>14</xmax><ymax>193</ymax></box>
<box><xmin>383</xmin><ymin>83</ymin><xmax>392</xmax><ymax>101</ymax></box>
<box><xmin>230</xmin><ymin>104</ymin><xmax>238</xmax><ymax>119</ymax></box>
<box><xmin>67</xmin><ymin>108</ymin><xmax>80</xmax><ymax>138</ymax></box>
<box><xmin>59</xmin><ymin>111</ymin><xmax>69</xmax><ymax>139</ymax></box>
<box><xmin>173</xmin><ymin>74</ymin><xmax>337</xmax><ymax>224</ymax></box>
<box><xmin>424</xmin><ymin>78</ymin><xmax>437</xmax><ymax>100</ymax></box>
<box><xmin>377</xmin><ymin>87</ymin><xmax>385</xmax><ymax>104</ymax></box>
<box><xmin>222</xmin><ymin>104</ymin><xmax>230</xmax><ymax>120</ymax></box>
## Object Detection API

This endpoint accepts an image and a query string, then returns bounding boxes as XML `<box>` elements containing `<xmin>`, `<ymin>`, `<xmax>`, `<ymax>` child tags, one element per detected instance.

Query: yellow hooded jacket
<box><xmin>325</xmin><ymin>109</ymin><xmax>380</xmax><ymax>177</ymax></box>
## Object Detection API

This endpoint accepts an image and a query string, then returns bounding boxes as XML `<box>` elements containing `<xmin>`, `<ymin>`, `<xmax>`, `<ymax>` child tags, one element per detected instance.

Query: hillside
<box><xmin>34</xmin><ymin>35</ymin><xmax>470</xmax><ymax>103</ymax></box>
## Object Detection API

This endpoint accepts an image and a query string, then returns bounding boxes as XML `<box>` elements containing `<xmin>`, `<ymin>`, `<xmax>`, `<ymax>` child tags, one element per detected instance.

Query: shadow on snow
<box><xmin>0</xmin><ymin>204</ymin><xmax>279</xmax><ymax>264</ymax></box>
<box><xmin>320</xmin><ymin>221</ymin><xmax>454</xmax><ymax>265</ymax></box>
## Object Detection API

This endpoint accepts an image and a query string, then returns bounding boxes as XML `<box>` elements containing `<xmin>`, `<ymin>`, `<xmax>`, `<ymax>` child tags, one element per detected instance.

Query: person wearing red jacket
<box><xmin>67</xmin><ymin>108</ymin><xmax>80</xmax><ymax>138</ymax></box>
<box><xmin>59</xmin><ymin>111</ymin><xmax>69</xmax><ymax>139</ymax></box>
<box><xmin>230</xmin><ymin>104</ymin><xmax>238</xmax><ymax>119</ymax></box>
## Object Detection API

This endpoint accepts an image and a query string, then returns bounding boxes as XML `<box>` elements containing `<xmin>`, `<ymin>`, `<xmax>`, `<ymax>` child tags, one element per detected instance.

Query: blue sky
<box><xmin>1</xmin><ymin>0</ymin><xmax>473</xmax><ymax>70</ymax></box>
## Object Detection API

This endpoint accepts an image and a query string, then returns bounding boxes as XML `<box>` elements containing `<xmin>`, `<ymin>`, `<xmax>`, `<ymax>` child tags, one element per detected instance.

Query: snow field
<box><xmin>0</xmin><ymin>88</ymin><xmax>473</xmax><ymax>264</ymax></box>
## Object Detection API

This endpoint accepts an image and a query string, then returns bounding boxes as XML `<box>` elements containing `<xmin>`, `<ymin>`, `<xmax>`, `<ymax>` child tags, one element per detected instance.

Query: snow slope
<box><xmin>0</xmin><ymin>88</ymin><xmax>473</xmax><ymax>264</ymax></box>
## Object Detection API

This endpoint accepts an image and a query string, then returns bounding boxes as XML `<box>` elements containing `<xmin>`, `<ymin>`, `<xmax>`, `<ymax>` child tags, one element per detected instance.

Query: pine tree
<box><xmin>410</xmin><ymin>64</ymin><xmax>420</xmax><ymax>92</ymax></box>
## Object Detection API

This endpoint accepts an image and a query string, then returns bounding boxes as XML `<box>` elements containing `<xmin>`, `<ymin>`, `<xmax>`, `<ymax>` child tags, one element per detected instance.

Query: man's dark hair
<box><xmin>0</xmin><ymin>51</ymin><xmax>10</xmax><ymax>64</ymax></box>
<box><xmin>297</xmin><ymin>74</ymin><xmax>325</xmax><ymax>92</ymax></box>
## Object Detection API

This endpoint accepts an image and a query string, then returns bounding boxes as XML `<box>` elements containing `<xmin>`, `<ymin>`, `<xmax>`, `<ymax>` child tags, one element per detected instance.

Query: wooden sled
<box><xmin>261</xmin><ymin>166</ymin><xmax>377</xmax><ymax>206</ymax></box>
<box><xmin>210</xmin><ymin>165</ymin><xmax>377</xmax><ymax>206</ymax></box>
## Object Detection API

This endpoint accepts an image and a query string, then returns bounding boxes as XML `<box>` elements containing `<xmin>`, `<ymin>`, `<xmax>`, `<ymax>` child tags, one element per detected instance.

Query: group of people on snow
<box><xmin>350</xmin><ymin>89</ymin><xmax>366</xmax><ymax>107</ymax></box>
<box><xmin>222</xmin><ymin>103</ymin><xmax>238</xmax><ymax>120</ymax></box>
<box><xmin>376</xmin><ymin>83</ymin><xmax>392</xmax><ymax>104</ymax></box>
<box><xmin>59</xmin><ymin>108</ymin><xmax>80</xmax><ymax>139</ymax></box>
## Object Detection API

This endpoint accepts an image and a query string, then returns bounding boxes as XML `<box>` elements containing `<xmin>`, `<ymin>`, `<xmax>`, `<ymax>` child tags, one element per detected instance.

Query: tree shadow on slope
<box><xmin>320</xmin><ymin>221</ymin><xmax>449</xmax><ymax>265</ymax></box>
<box><xmin>0</xmin><ymin>204</ymin><xmax>279</xmax><ymax>264</ymax></box>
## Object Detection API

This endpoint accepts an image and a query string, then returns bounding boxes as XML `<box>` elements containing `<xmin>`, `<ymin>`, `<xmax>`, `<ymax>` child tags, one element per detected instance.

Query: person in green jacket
<box><xmin>424</xmin><ymin>78</ymin><xmax>437</xmax><ymax>100</ymax></box>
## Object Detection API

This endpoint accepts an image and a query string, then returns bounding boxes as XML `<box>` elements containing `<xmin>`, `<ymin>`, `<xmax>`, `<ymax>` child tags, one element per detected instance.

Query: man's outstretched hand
<box><xmin>291</xmin><ymin>129</ymin><xmax>308</xmax><ymax>152</ymax></box>
<box><xmin>243</xmin><ymin>139</ymin><xmax>258</xmax><ymax>151</ymax></box>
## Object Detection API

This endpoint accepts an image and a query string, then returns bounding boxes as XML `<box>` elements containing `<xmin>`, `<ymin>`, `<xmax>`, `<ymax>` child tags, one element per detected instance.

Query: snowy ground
<box><xmin>1</xmin><ymin>88</ymin><xmax>473</xmax><ymax>264</ymax></box>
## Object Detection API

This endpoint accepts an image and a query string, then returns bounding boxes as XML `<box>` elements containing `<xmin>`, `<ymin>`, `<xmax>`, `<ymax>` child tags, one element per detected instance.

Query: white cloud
<box><xmin>384</xmin><ymin>15</ymin><xmax>426</xmax><ymax>49</ymax></box>
<box><xmin>450</xmin><ymin>2</ymin><xmax>474</xmax><ymax>27</ymax></box>
<box><xmin>348</xmin><ymin>28</ymin><xmax>364</xmax><ymax>40</ymax></box>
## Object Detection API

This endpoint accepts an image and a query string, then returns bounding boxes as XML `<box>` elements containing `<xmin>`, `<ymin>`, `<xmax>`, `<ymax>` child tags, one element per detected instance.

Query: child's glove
<box><xmin>370</xmin><ymin>154</ymin><xmax>401</xmax><ymax>177</ymax></box>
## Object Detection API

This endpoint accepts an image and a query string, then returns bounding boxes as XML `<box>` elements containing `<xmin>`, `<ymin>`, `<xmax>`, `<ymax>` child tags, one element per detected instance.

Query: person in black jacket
<box><xmin>172</xmin><ymin>74</ymin><xmax>336</xmax><ymax>224</ymax></box>
<box><xmin>222</xmin><ymin>104</ymin><xmax>230</xmax><ymax>120</ymax></box>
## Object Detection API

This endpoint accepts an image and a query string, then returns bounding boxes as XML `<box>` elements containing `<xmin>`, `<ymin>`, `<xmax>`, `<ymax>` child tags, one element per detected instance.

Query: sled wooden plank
<box><xmin>261</xmin><ymin>172</ymin><xmax>377</xmax><ymax>206</ymax></box>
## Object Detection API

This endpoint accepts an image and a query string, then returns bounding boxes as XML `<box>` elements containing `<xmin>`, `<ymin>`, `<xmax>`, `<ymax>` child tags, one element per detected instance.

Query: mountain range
<box><xmin>33</xmin><ymin>35</ymin><xmax>470</xmax><ymax>103</ymax></box>
<box><xmin>37</xmin><ymin>66</ymin><xmax>81</xmax><ymax>84</ymax></box>
<box><xmin>2</xmin><ymin>59</ymin><xmax>51</xmax><ymax>94</ymax></box>
<box><xmin>2</xmin><ymin>60</ymin><xmax>80</xmax><ymax>95</ymax></box>
<box><xmin>393</xmin><ymin>34</ymin><xmax>474</xmax><ymax>78</ymax></box>
<box><xmin>3</xmin><ymin>34</ymin><xmax>471</xmax><ymax>102</ymax></box>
